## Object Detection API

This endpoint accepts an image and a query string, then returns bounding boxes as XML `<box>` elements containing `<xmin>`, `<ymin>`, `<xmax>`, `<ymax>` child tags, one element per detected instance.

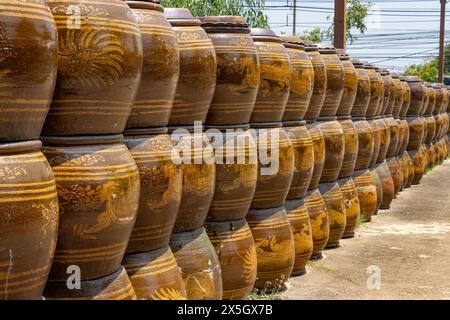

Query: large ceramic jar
<box><xmin>318</xmin><ymin>119</ymin><xmax>345</xmax><ymax>182</ymax></box>
<box><xmin>397</xmin><ymin>118</ymin><xmax>408</xmax><ymax>155</ymax></box>
<box><xmin>336</xmin><ymin>52</ymin><xmax>358</xmax><ymax>117</ymax></box>
<box><xmin>390</xmin><ymin>74</ymin><xmax>404</xmax><ymax>117</ymax></box>
<box><xmin>405</xmin><ymin>76</ymin><xmax>425</xmax><ymax>116</ymax></box>
<box><xmin>424</xmin><ymin>83</ymin><xmax>437</xmax><ymax>115</ymax></box>
<box><xmin>351</xmin><ymin>59</ymin><xmax>371</xmax><ymax>118</ymax></box>
<box><xmin>170</xmin><ymin>127</ymin><xmax>215</xmax><ymax>233</ymax></box>
<box><xmin>368</xmin><ymin>120</ymin><xmax>381</xmax><ymax>168</ymax></box>
<box><xmin>247</xmin><ymin>207</ymin><xmax>295</xmax><ymax>289</ymax></box>
<box><xmin>0</xmin><ymin>0</ymin><xmax>58</xmax><ymax>142</ymax></box>
<box><xmin>399</xmin><ymin>77</ymin><xmax>412</xmax><ymax>117</ymax></box>
<box><xmin>44</xmin><ymin>0</ymin><xmax>143</xmax><ymax>135</ymax></box>
<box><xmin>123</xmin><ymin>128</ymin><xmax>182</xmax><ymax>253</ymax></box>
<box><xmin>364</xmin><ymin>64</ymin><xmax>384</xmax><ymax>118</ymax></box>
<box><xmin>250</xmin><ymin>123</ymin><xmax>295</xmax><ymax>209</ymax></box>
<box><xmin>385</xmin><ymin>116</ymin><xmax>400</xmax><ymax>157</ymax></box>
<box><xmin>165</xmin><ymin>8</ymin><xmax>217</xmax><ymax>126</ymax></box>
<box><xmin>201</xmin><ymin>16</ymin><xmax>260</xmax><ymax>125</ymax></box>
<box><xmin>375</xmin><ymin>118</ymin><xmax>391</xmax><ymax>163</ymax></box>
<box><xmin>280</xmin><ymin>36</ymin><xmax>314</xmax><ymax>122</ymax></box>
<box><xmin>338</xmin><ymin>177</ymin><xmax>360</xmax><ymax>239</ymax></box>
<box><xmin>371</xmin><ymin>169</ymin><xmax>383</xmax><ymax>212</ymax></box>
<box><xmin>125</xmin><ymin>1</ymin><xmax>179</xmax><ymax>129</ymax></box>
<box><xmin>307</xmin><ymin>122</ymin><xmax>326</xmax><ymax>191</ymax></box>
<box><xmin>318</xmin><ymin>182</ymin><xmax>346</xmax><ymax>248</ymax></box>
<box><xmin>205</xmin><ymin>219</ymin><xmax>257</xmax><ymax>300</ymax></box>
<box><xmin>353</xmin><ymin>169</ymin><xmax>377</xmax><ymax>222</ymax></box>
<box><xmin>123</xmin><ymin>246</ymin><xmax>187</xmax><ymax>300</ymax></box>
<box><xmin>408</xmin><ymin>149</ymin><xmax>427</xmax><ymax>185</ymax></box>
<box><xmin>354</xmin><ymin>119</ymin><xmax>375</xmax><ymax>170</ymax></box>
<box><xmin>284</xmin><ymin>199</ymin><xmax>314</xmax><ymax>276</ymax></box>
<box><xmin>170</xmin><ymin>227</ymin><xmax>222</xmax><ymax>300</ymax></box>
<box><xmin>420</xmin><ymin>83</ymin><xmax>430</xmax><ymax>116</ymax></box>
<box><xmin>305</xmin><ymin>42</ymin><xmax>327</xmax><ymax>121</ymax></box>
<box><xmin>432</xmin><ymin>84</ymin><xmax>445</xmax><ymax>115</ymax></box>
<box><xmin>44</xmin><ymin>266</ymin><xmax>136</xmax><ymax>300</ymax></box>
<box><xmin>284</xmin><ymin>122</ymin><xmax>315</xmax><ymax>200</ymax></box>
<box><xmin>304</xmin><ymin>189</ymin><xmax>329</xmax><ymax>260</ymax></box>
<box><xmin>338</xmin><ymin>117</ymin><xmax>359</xmax><ymax>179</ymax></box>
<box><xmin>402</xmin><ymin>151</ymin><xmax>415</xmax><ymax>188</ymax></box>
<box><xmin>0</xmin><ymin>141</ymin><xmax>59</xmax><ymax>300</ymax></box>
<box><xmin>387</xmin><ymin>156</ymin><xmax>404</xmax><ymax>195</ymax></box>
<box><xmin>206</xmin><ymin>125</ymin><xmax>257</xmax><ymax>221</ymax></box>
<box><xmin>250</xmin><ymin>28</ymin><xmax>291</xmax><ymax>123</ymax></box>
<box><xmin>379</xmin><ymin>69</ymin><xmax>393</xmax><ymax>116</ymax></box>
<box><xmin>41</xmin><ymin>135</ymin><xmax>140</xmax><ymax>281</ymax></box>
<box><xmin>376</xmin><ymin>161</ymin><xmax>395</xmax><ymax>210</ymax></box>
<box><xmin>319</xmin><ymin>48</ymin><xmax>345</xmax><ymax>117</ymax></box>
<box><xmin>406</xmin><ymin>117</ymin><xmax>426</xmax><ymax>150</ymax></box>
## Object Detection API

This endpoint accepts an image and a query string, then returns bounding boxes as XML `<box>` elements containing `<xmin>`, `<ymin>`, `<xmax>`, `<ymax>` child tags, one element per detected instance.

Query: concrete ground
<box><xmin>281</xmin><ymin>160</ymin><xmax>450</xmax><ymax>300</ymax></box>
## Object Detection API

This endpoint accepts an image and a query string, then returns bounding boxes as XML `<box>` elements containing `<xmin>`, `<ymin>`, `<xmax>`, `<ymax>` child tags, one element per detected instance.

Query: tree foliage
<box><xmin>404</xmin><ymin>46</ymin><xmax>450</xmax><ymax>82</ymax></box>
<box><xmin>160</xmin><ymin>0</ymin><xmax>269</xmax><ymax>27</ymax></box>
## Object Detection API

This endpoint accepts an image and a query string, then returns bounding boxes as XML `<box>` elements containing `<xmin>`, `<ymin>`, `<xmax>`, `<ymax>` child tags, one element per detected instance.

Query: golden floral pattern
<box><xmin>32</xmin><ymin>201</ymin><xmax>59</xmax><ymax>238</ymax></box>
<box><xmin>150</xmin><ymin>288</ymin><xmax>187</xmax><ymax>300</ymax></box>
<box><xmin>176</xmin><ymin>32</ymin><xmax>201</xmax><ymax>42</ymax></box>
<box><xmin>51</xmin><ymin>4</ymin><xmax>109</xmax><ymax>17</ymax></box>
<box><xmin>48</xmin><ymin>154</ymin><xmax>106</xmax><ymax>167</ymax></box>
<box><xmin>0</xmin><ymin>166</ymin><xmax>28</xmax><ymax>181</ymax></box>
<box><xmin>242</xmin><ymin>246</ymin><xmax>257</xmax><ymax>284</ymax></box>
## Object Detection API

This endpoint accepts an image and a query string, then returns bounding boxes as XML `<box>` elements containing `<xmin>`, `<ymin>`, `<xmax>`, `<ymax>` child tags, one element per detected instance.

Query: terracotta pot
<box><xmin>284</xmin><ymin>122</ymin><xmax>314</xmax><ymax>200</ymax></box>
<box><xmin>405</xmin><ymin>76</ymin><xmax>425</xmax><ymax>116</ymax></box>
<box><xmin>408</xmin><ymin>149</ymin><xmax>427</xmax><ymax>185</ymax></box>
<box><xmin>123</xmin><ymin>246</ymin><xmax>187</xmax><ymax>300</ymax></box>
<box><xmin>318</xmin><ymin>119</ymin><xmax>345</xmax><ymax>182</ymax></box>
<box><xmin>304</xmin><ymin>189</ymin><xmax>330</xmax><ymax>260</ymax></box>
<box><xmin>207</xmin><ymin>125</ymin><xmax>257</xmax><ymax>221</ymax></box>
<box><xmin>402</xmin><ymin>151</ymin><xmax>415</xmax><ymax>188</ymax></box>
<box><xmin>390</xmin><ymin>74</ymin><xmax>404</xmax><ymax>117</ymax></box>
<box><xmin>250</xmin><ymin>123</ymin><xmax>295</xmax><ymax>209</ymax></box>
<box><xmin>386</xmin><ymin>156</ymin><xmax>404</xmax><ymax>195</ymax></box>
<box><xmin>0</xmin><ymin>0</ymin><xmax>58</xmax><ymax>142</ymax></box>
<box><xmin>406</xmin><ymin>116</ymin><xmax>426</xmax><ymax>150</ymax></box>
<box><xmin>424</xmin><ymin>83</ymin><xmax>437</xmax><ymax>115</ymax></box>
<box><xmin>307</xmin><ymin>122</ymin><xmax>326</xmax><ymax>190</ymax></box>
<box><xmin>375</xmin><ymin>118</ymin><xmax>391</xmax><ymax>163</ymax></box>
<box><xmin>398</xmin><ymin>119</ymin><xmax>410</xmax><ymax>156</ymax></box>
<box><xmin>318</xmin><ymin>182</ymin><xmax>346</xmax><ymax>248</ymax></box>
<box><xmin>205</xmin><ymin>219</ymin><xmax>257</xmax><ymax>300</ymax></box>
<box><xmin>353</xmin><ymin>169</ymin><xmax>377</xmax><ymax>222</ymax></box>
<box><xmin>305</xmin><ymin>43</ymin><xmax>327</xmax><ymax>121</ymax></box>
<box><xmin>379</xmin><ymin>69</ymin><xmax>393</xmax><ymax>116</ymax></box>
<box><xmin>399</xmin><ymin>77</ymin><xmax>412</xmax><ymax>117</ymax></box>
<box><xmin>125</xmin><ymin>2</ymin><xmax>179</xmax><ymax>129</ymax></box>
<box><xmin>164</xmin><ymin>8</ymin><xmax>217</xmax><ymax>126</ymax></box>
<box><xmin>170</xmin><ymin>127</ymin><xmax>215</xmax><ymax>233</ymax></box>
<box><xmin>319</xmin><ymin>48</ymin><xmax>345</xmax><ymax>117</ymax></box>
<box><xmin>280</xmin><ymin>36</ymin><xmax>314</xmax><ymax>121</ymax></box>
<box><xmin>337</xmin><ymin>117</ymin><xmax>359</xmax><ymax>179</ymax></box>
<box><xmin>370</xmin><ymin>169</ymin><xmax>383</xmax><ymax>213</ymax></box>
<box><xmin>364</xmin><ymin>64</ymin><xmax>384</xmax><ymax>118</ymax></box>
<box><xmin>354</xmin><ymin>119</ymin><xmax>375</xmax><ymax>170</ymax></box>
<box><xmin>338</xmin><ymin>177</ymin><xmax>361</xmax><ymax>238</ymax></box>
<box><xmin>247</xmin><ymin>207</ymin><xmax>295</xmax><ymax>289</ymax></box>
<box><xmin>285</xmin><ymin>199</ymin><xmax>314</xmax><ymax>276</ymax></box>
<box><xmin>376</xmin><ymin>161</ymin><xmax>395</xmax><ymax>210</ymax></box>
<box><xmin>351</xmin><ymin>60</ymin><xmax>371</xmax><ymax>118</ymax></box>
<box><xmin>201</xmin><ymin>16</ymin><xmax>260</xmax><ymax>125</ymax></box>
<box><xmin>368</xmin><ymin>119</ymin><xmax>381</xmax><ymax>168</ymax></box>
<box><xmin>44</xmin><ymin>0</ymin><xmax>143</xmax><ymax>135</ymax></box>
<box><xmin>123</xmin><ymin>128</ymin><xmax>182</xmax><ymax>253</ymax></box>
<box><xmin>337</xmin><ymin>53</ymin><xmax>358</xmax><ymax>116</ymax></box>
<box><xmin>44</xmin><ymin>266</ymin><xmax>136</xmax><ymax>300</ymax></box>
<box><xmin>170</xmin><ymin>227</ymin><xmax>222</xmax><ymax>300</ymax></box>
<box><xmin>42</xmin><ymin>135</ymin><xmax>140</xmax><ymax>281</ymax></box>
<box><xmin>0</xmin><ymin>141</ymin><xmax>59</xmax><ymax>300</ymax></box>
<box><xmin>385</xmin><ymin>116</ymin><xmax>400</xmax><ymax>157</ymax></box>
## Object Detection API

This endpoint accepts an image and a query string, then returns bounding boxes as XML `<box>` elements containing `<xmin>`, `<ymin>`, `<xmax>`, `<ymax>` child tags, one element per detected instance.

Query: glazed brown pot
<box><xmin>408</xmin><ymin>149</ymin><xmax>427</xmax><ymax>185</ymax></box>
<box><xmin>399</xmin><ymin>78</ymin><xmax>412</xmax><ymax>117</ymax></box>
<box><xmin>425</xmin><ymin>143</ymin><xmax>437</xmax><ymax>169</ymax></box>
<box><xmin>379</xmin><ymin>69</ymin><xmax>393</xmax><ymax>115</ymax></box>
<box><xmin>307</xmin><ymin>122</ymin><xmax>326</xmax><ymax>190</ymax></box>
<box><xmin>390</xmin><ymin>74</ymin><xmax>404</xmax><ymax>117</ymax></box>
<box><xmin>170</xmin><ymin>227</ymin><xmax>222</xmax><ymax>300</ymax></box>
<box><xmin>385</xmin><ymin>116</ymin><xmax>400</xmax><ymax>157</ymax></box>
<box><xmin>170</xmin><ymin>127</ymin><xmax>215</xmax><ymax>233</ymax></box>
<box><xmin>406</xmin><ymin>116</ymin><xmax>426</xmax><ymax>150</ymax></box>
<box><xmin>370</xmin><ymin>169</ymin><xmax>383</xmax><ymax>213</ymax></box>
<box><xmin>284</xmin><ymin>199</ymin><xmax>314</xmax><ymax>276</ymax></box>
<box><xmin>354</xmin><ymin>119</ymin><xmax>375</xmax><ymax>170</ymax></box>
<box><xmin>319</xmin><ymin>48</ymin><xmax>345</xmax><ymax>117</ymax></box>
<box><xmin>44</xmin><ymin>266</ymin><xmax>136</xmax><ymax>300</ymax></box>
<box><xmin>305</xmin><ymin>43</ymin><xmax>327</xmax><ymax>121</ymax></box>
<box><xmin>0</xmin><ymin>141</ymin><xmax>59</xmax><ymax>300</ymax></box>
<box><xmin>125</xmin><ymin>1</ymin><xmax>179</xmax><ymax>129</ymax></box>
<box><xmin>432</xmin><ymin>84</ymin><xmax>445</xmax><ymax>115</ymax></box>
<box><xmin>280</xmin><ymin>36</ymin><xmax>314</xmax><ymax>122</ymax></box>
<box><xmin>250</xmin><ymin>123</ymin><xmax>295</xmax><ymax>209</ymax></box>
<box><xmin>424</xmin><ymin>84</ymin><xmax>437</xmax><ymax>115</ymax></box>
<box><xmin>338</xmin><ymin>117</ymin><xmax>359</xmax><ymax>179</ymax></box>
<box><xmin>353</xmin><ymin>169</ymin><xmax>377</xmax><ymax>222</ymax></box>
<box><xmin>368</xmin><ymin>119</ymin><xmax>381</xmax><ymax>168</ymax></box>
<box><xmin>201</xmin><ymin>16</ymin><xmax>260</xmax><ymax>125</ymax></box>
<box><xmin>284</xmin><ymin>122</ymin><xmax>314</xmax><ymax>200</ymax></box>
<box><xmin>123</xmin><ymin>128</ymin><xmax>182</xmax><ymax>253</ymax></box>
<box><xmin>376</xmin><ymin>161</ymin><xmax>395</xmax><ymax>210</ymax></box>
<box><xmin>338</xmin><ymin>177</ymin><xmax>361</xmax><ymax>239</ymax></box>
<box><xmin>375</xmin><ymin>118</ymin><xmax>391</xmax><ymax>163</ymax></box>
<box><xmin>386</xmin><ymin>156</ymin><xmax>404</xmax><ymax>195</ymax></box>
<box><xmin>420</xmin><ymin>84</ymin><xmax>430</xmax><ymax>116</ymax></box>
<box><xmin>351</xmin><ymin>59</ymin><xmax>371</xmax><ymax>118</ymax></box>
<box><xmin>42</xmin><ymin>135</ymin><xmax>140</xmax><ymax>281</ymax></box>
<box><xmin>44</xmin><ymin>0</ymin><xmax>143</xmax><ymax>135</ymax></box>
<box><xmin>318</xmin><ymin>119</ymin><xmax>345</xmax><ymax>182</ymax></box>
<box><xmin>0</xmin><ymin>0</ymin><xmax>58</xmax><ymax>142</ymax></box>
<box><xmin>364</xmin><ymin>64</ymin><xmax>383</xmax><ymax>118</ymax></box>
<box><xmin>399</xmin><ymin>154</ymin><xmax>411</xmax><ymax>189</ymax></box>
<box><xmin>337</xmin><ymin>53</ymin><xmax>358</xmax><ymax>116</ymax></box>
<box><xmin>123</xmin><ymin>246</ymin><xmax>187</xmax><ymax>300</ymax></box>
<box><xmin>205</xmin><ymin>219</ymin><xmax>257</xmax><ymax>300</ymax></box>
<box><xmin>398</xmin><ymin>118</ymin><xmax>410</xmax><ymax>156</ymax></box>
<box><xmin>247</xmin><ymin>207</ymin><xmax>295</xmax><ymax>289</ymax></box>
<box><xmin>304</xmin><ymin>189</ymin><xmax>329</xmax><ymax>260</ymax></box>
<box><xmin>318</xmin><ymin>182</ymin><xmax>346</xmax><ymax>248</ymax></box>
<box><xmin>164</xmin><ymin>8</ymin><xmax>217</xmax><ymax>126</ymax></box>
<box><xmin>207</xmin><ymin>125</ymin><xmax>257</xmax><ymax>221</ymax></box>
<box><xmin>402</xmin><ymin>151</ymin><xmax>415</xmax><ymax>188</ymax></box>
<box><xmin>405</xmin><ymin>76</ymin><xmax>425</xmax><ymax>116</ymax></box>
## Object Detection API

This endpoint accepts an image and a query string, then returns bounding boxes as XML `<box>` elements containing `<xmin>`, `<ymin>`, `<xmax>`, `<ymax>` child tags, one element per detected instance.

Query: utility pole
<box><xmin>293</xmin><ymin>0</ymin><xmax>297</xmax><ymax>35</ymax></box>
<box><xmin>334</xmin><ymin>0</ymin><xmax>347</xmax><ymax>49</ymax></box>
<box><xmin>438</xmin><ymin>0</ymin><xmax>447</xmax><ymax>83</ymax></box>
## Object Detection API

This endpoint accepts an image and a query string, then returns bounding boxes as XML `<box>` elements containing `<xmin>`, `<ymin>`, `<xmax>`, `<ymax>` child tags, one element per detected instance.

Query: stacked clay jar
<box><xmin>424</xmin><ymin>83</ymin><xmax>437</xmax><ymax>170</ymax></box>
<box><xmin>432</xmin><ymin>84</ymin><xmax>450</xmax><ymax>165</ymax></box>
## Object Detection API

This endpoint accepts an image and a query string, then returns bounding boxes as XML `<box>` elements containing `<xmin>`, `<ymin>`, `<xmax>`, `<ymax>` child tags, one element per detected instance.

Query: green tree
<box><xmin>404</xmin><ymin>44</ymin><xmax>450</xmax><ymax>82</ymax></box>
<box><xmin>160</xmin><ymin>0</ymin><xmax>269</xmax><ymax>27</ymax></box>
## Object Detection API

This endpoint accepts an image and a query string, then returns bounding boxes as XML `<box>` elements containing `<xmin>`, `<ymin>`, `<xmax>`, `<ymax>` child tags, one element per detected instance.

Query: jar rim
<box><xmin>41</xmin><ymin>134</ymin><xmax>124</xmax><ymax>146</ymax></box>
<box><xmin>0</xmin><ymin>140</ymin><xmax>42</xmax><ymax>155</ymax></box>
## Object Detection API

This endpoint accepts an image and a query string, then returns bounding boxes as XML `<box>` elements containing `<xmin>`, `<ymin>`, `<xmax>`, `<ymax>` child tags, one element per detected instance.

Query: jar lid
<box><xmin>318</xmin><ymin>45</ymin><xmax>337</xmax><ymax>54</ymax></box>
<box><xmin>124</xmin><ymin>127</ymin><xmax>169</xmax><ymax>136</ymax></box>
<box><xmin>304</xmin><ymin>41</ymin><xmax>319</xmax><ymax>52</ymax></box>
<box><xmin>363</xmin><ymin>63</ymin><xmax>375</xmax><ymax>70</ymax></box>
<box><xmin>405</xmin><ymin>76</ymin><xmax>421</xmax><ymax>82</ymax></box>
<box><xmin>391</xmin><ymin>73</ymin><xmax>399</xmax><ymax>79</ymax></box>
<box><xmin>41</xmin><ymin>135</ymin><xmax>124</xmax><ymax>146</ymax></box>
<box><xmin>432</xmin><ymin>83</ymin><xmax>444</xmax><ymax>89</ymax></box>
<box><xmin>351</xmin><ymin>59</ymin><xmax>365</xmax><ymax>68</ymax></box>
<box><xmin>250</xmin><ymin>122</ymin><xmax>283</xmax><ymax>129</ymax></box>
<box><xmin>280</xmin><ymin>35</ymin><xmax>306</xmax><ymax>49</ymax></box>
<box><xmin>0</xmin><ymin>140</ymin><xmax>42</xmax><ymax>155</ymax></box>
<box><xmin>126</xmin><ymin>0</ymin><xmax>164</xmax><ymax>12</ymax></box>
<box><xmin>250</xmin><ymin>28</ymin><xmax>281</xmax><ymax>42</ymax></box>
<box><xmin>200</xmin><ymin>16</ymin><xmax>250</xmax><ymax>32</ymax></box>
<box><xmin>165</xmin><ymin>8</ymin><xmax>201</xmax><ymax>26</ymax></box>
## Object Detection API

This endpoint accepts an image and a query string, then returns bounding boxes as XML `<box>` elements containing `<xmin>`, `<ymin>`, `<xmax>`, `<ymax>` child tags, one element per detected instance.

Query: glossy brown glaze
<box><xmin>304</xmin><ymin>189</ymin><xmax>329</xmax><ymax>260</ymax></box>
<box><xmin>0</xmin><ymin>141</ymin><xmax>59</xmax><ymax>300</ymax></box>
<box><xmin>338</xmin><ymin>177</ymin><xmax>361</xmax><ymax>238</ymax></box>
<box><xmin>376</xmin><ymin>161</ymin><xmax>395</xmax><ymax>210</ymax></box>
<box><xmin>353</xmin><ymin>169</ymin><xmax>377</xmax><ymax>222</ymax></box>
<box><xmin>424</xmin><ymin>84</ymin><xmax>437</xmax><ymax>115</ymax></box>
<box><xmin>205</xmin><ymin>219</ymin><xmax>257</xmax><ymax>300</ymax></box>
<box><xmin>351</xmin><ymin>60</ymin><xmax>371</xmax><ymax>117</ymax></box>
<box><xmin>42</xmin><ymin>135</ymin><xmax>140</xmax><ymax>281</ymax></box>
<box><xmin>337</xmin><ymin>53</ymin><xmax>358</xmax><ymax>116</ymax></box>
<box><xmin>0</xmin><ymin>0</ymin><xmax>58</xmax><ymax>142</ymax></box>
<box><xmin>379</xmin><ymin>69</ymin><xmax>393</xmax><ymax>115</ymax></box>
<box><xmin>339</xmin><ymin>117</ymin><xmax>359</xmax><ymax>179</ymax></box>
<box><xmin>432</xmin><ymin>84</ymin><xmax>445</xmax><ymax>115</ymax></box>
<box><xmin>247</xmin><ymin>207</ymin><xmax>295</xmax><ymax>289</ymax></box>
<box><xmin>319</xmin><ymin>48</ymin><xmax>345</xmax><ymax>117</ymax></box>
<box><xmin>318</xmin><ymin>182</ymin><xmax>346</xmax><ymax>248</ymax></box>
<box><xmin>390</xmin><ymin>74</ymin><xmax>404</xmax><ymax>117</ymax></box>
<box><xmin>364</xmin><ymin>65</ymin><xmax>383</xmax><ymax>118</ymax></box>
<box><xmin>201</xmin><ymin>16</ymin><xmax>260</xmax><ymax>125</ymax></box>
<box><xmin>354</xmin><ymin>119</ymin><xmax>375</xmax><ymax>170</ymax></box>
<box><xmin>409</xmin><ymin>148</ymin><xmax>427</xmax><ymax>185</ymax></box>
<box><xmin>406</xmin><ymin>116</ymin><xmax>426</xmax><ymax>150</ymax></box>
<box><xmin>370</xmin><ymin>169</ymin><xmax>383</xmax><ymax>213</ymax></box>
<box><xmin>44</xmin><ymin>0</ymin><xmax>143</xmax><ymax>135</ymax></box>
<box><xmin>375</xmin><ymin>118</ymin><xmax>391</xmax><ymax>163</ymax></box>
<box><xmin>318</xmin><ymin>120</ymin><xmax>345</xmax><ymax>182</ymax></box>
<box><xmin>385</xmin><ymin>116</ymin><xmax>400</xmax><ymax>157</ymax></box>
<box><xmin>386</xmin><ymin>156</ymin><xmax>404</xmax><ymax>195</ymax></box>
<box><xmin>405</xmin><ymin>76</ymin><xmax>425</xmax><ymax>116</ymax></box>
<box><xmin>402</xmin><ymin>151</ymin><xmax>415</xmax><ymax>189</ymax></box>
<box><xmin>425</xmin><ymin>143</ymin><xmax>437</xmax><ymax>170</ymax></box>
<box><xmin>368</xmin><ymin>119</ymin><xmax>381</xmax><ymax>168</ymax></box>
<box><xmin>125</xmin><ymin>1</ymin><xmax>179</xmax><ymax>129</ymax></box>
<box><xmin>170</xmin><ymin>227</ymin><xmax>222</xmax><ymax>300</ymax></box>
<box><xmin>123</xmin><ymin>246</ymin><xmax>187</xmax><ymax>300</ymax></box>
<box><xmin>399</xmin><ymin>78</ymin><xmax>412</xmax><ymax>117</ymax></box>
<box><xmin>124</xmin><ymin>128</ymin><xmax>182</xmax><ymax>253</ymax></box>
<box><xmin>307</xmin><ymin>122</ymin><xmax>326</xmax><ymax>190</ymax></box>
<box><xmin>305</xmin><ymin>44</ymin><xmax>327</xmax><ymax>121</ymax></box>
<box><xmin>398</xmin><ymin>119</ymin><xmax>411</xmax><ymax>156</ymax></box>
